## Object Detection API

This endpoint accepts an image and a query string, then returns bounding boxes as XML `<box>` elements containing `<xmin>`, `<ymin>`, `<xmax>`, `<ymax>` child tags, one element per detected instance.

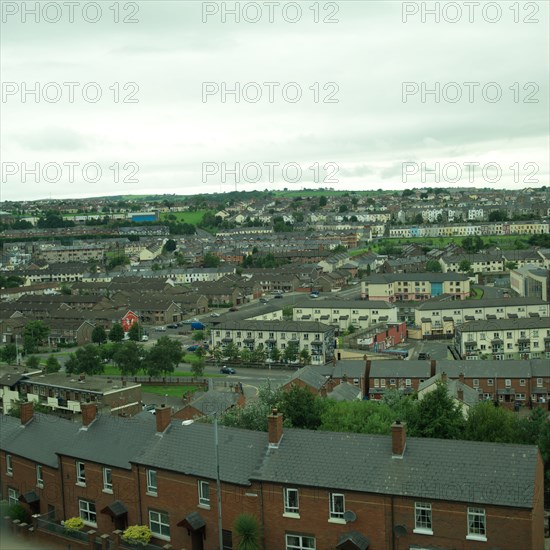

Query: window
<box><xmin>286</xmin><ymin>534</ymin><xmax>316</xmax><ymax>549</ymax></box>
<box><xmin>520</xmin><ymin>379</ymin><xmax>526</xmax><ymax>387</ymax></box>
<box><xmin>487</xmin><ymin>379</ymin><xmax>493</xmax><ymax>386</ymax></box>
<box><xmin>198</xmin><ymin>480</ymin><xmax>210</xmax><ymax>507</ymax></box>
<box><xmin>505</xmin><ymin>379</ymin><xmax>511</xmax><ymax>388</ymax></box>
<box><xmin>380</xmin><ymin>379</ymin><xmax>386</xmax><ymax>388</ymax></box>
<box><xmin>414</xmin><ymin>502</ymin><xmax>433</xmax><ymax>533</ymax></box>
<box><xmin>472</xmin><ymin>379</ymin><xmax>479</xmax><ymax>388</ymax></box>
<box><xmin>537</xmin><ymin>378</ymin><xmax>543</xmax><ymax>387</ymax></box>
<box><xmin>79</xmin><ymin>499</ymin><xmax>97</xmax><ymax>526</ymax></box>
<box><xmin>36</xmin><ymin>464</ymin><xmax>44</xmax><ymax>487</ymax></box>
<box><xmin>147</xmin><ymin>469</ymin><xmax>157</xmax><ymax>495</ymax></box>
<box><xmin>103</xmin><ymin>468</ymin><xmax>113</xmax><ymax>492</ymax></box>
<box><xmin>467</xmin><ymin>507</ymin><xmax>486</xmax><ymax>540</ymax></box>
<box><xmin>6</xmin><ymin>454</ymin><xmax>13</xmax><ymax>475</ymax></box>
<box><xmin>284</xmin><ymin>488</ymin><xmax>299</xmax><ymax>515</ymax></box>
<box><xmin>76</xmin><ymin>461</ymin><xmax>86</xmax><ymax>485</ymax></box>
<box><xmin>506</xmin><ymin>332</ymin><xmax>512</xmax><ymax>339</ymax></box>
<box><xmin>8</xmin><ymin>488</ymin><xmax>19</xmax><ymax>506</ymax></box>
<box><xmin>149</xmin><ymin>510</ymin><xmax>170</xmax><ymax>539</ymax></box>
<box><xmin>329</xmin><ymin>493</ymin><xmax>345</xmax><ymax>520</ymax></box>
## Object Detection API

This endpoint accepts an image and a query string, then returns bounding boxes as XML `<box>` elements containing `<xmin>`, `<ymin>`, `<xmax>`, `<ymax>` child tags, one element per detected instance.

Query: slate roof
<box><xmin>186</xmin><ymin>391</ymin><xmax>240</xmax><ymax>416</ymax></box>
<box><xmin>370</xmin><ymin>361</ymin><xmax>433</xmax><ymax>378</ymax></box>
<box><xmin>216</xmin><ymin>320</ymin><xmax>333</xmax><ymax>333</ymax></box>
<box><xmin>293</xmin><ymin>299</ymin><xmax>395</xmax><ymax>310</ymax></box>
<box><xmin>327</xmin><ymin>382</ymin><xmax>362</xmax><ymax>402</ymax></box>
<box><xmin>458</xmin><ymin>317</ymin><xmax>550</xmax><ymax>331</ymax></box>
<box><xmin>287</xmin><ymin>366</ymin><xmax>328</xmax><ymax>391</ymax></box>
<box><xmin>252</xmin><ymin>429</ymin><xmax>538</xmax><ymax>508</ymax></box>
<box><xmin>415</xmin><ymin>296</ymin><xmax>549</xmax><ymax>311</ymax></box>
<box><xmin>320</xmin><ymin>360</ymin><xmax>366</xmax><ymax>379</ymax></box>
<box><xmin>134</xmin><ymin>421</ymin><xmax>267</xmax><ymax>486</ymax></box>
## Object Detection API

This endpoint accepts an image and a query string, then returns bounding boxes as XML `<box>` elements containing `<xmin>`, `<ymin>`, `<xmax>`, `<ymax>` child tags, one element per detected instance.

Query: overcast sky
<box><xmin>1</xmin><ymin>0</ymin><xmax>548</xmax><ymax>201</ymax></box>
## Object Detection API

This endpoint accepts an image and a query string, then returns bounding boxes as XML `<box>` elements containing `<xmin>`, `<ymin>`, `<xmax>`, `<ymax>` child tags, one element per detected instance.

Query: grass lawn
<box><xmin>160</xmin><ymin>210</ymin><xmax>209</xmax><ymax>225</ymax></box>
<box><xmin>143</xmin><ymin>385</ymin><xmax>201</xmax><ymax>397</ymax></box>
<box><xmin>468</xmin><ymin>287</ymin><xmax>484</xmax><ymax>300</ymax></box>
<box><xmin>102</xmin><ymin>364</ymin><xmax>223</xmax><ymax>377</ymax></box>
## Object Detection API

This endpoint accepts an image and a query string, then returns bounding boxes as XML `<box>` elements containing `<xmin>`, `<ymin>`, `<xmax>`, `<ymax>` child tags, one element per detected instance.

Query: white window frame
<box><xmin>103</xmin><ymin>467</ymin><xmax>113</xmax><ymax>493</ymax></box>
<box><xmin>76</xmin><ymin>461</ymin><xmax>86</xmax><ymax>485</ymax></box>
<box><xmin>467</xmin><ymin>507</ymin><xmax>486</xmax><ymax>541</ymax></box>
<box><xmin>286</xmin><ymin>534</ymin><xmax>316</xmax><ymax>549</ymax></box>
<box><xmin>414</xmin><ymin>502</ymin><xmax>433</xmax><ymax>534</ymax></box>
<box><xmin>198</xmin><ymin>480</ymin><xmax>210</xmax><ymax>508</ymax></box>
<box><xmin>6</xmin><ymin>454</ymin><xmax>13</xmax><ymax>476</ymax></box>
<box><xmin>149</xmin><ymin>509</ymin><xmax>170</xmax><ymax>540</ymax></box>
<box><xmin>329</xmin><ymin>492</ymin><xmax>345</xmax><ymax>522</ymax></box>
<box><xmin>147</xmin><ymin>469</ymin><xmax>157</xmax><ymax>495</ymax></box>
<box><xmin>79</xmin><ymin>499</ymin><xmax>97</xmax><ymax>527</ymax></box>
<box><xmin>283</xmin><ymin>487</ymin><xmax>299</xmax><ymax>517</ymax></box>
<box><xmin>8</xmin><ymin>488</ymin><xmax>19</xmax><ymax>506</ymax></box>
<box><xmin>36</xmin><ymin>464</ymin><xmax>44</xmax><ymax>488</ymax></box>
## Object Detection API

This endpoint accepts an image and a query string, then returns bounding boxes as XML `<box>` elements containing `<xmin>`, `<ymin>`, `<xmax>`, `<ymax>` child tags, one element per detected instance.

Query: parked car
<box><xmin>418</xmin><ymin>352</ymin><xmax>430</xmax><ymax>360</ymax></box>
<box><xmin>166</xmin><ymin>323</ymin><xmax>179</xmax><ymax>329</ymax></box>
<box><xmin>229</xmin><ymin>307</ymin><xmax>239</xmax><ymax>311</ymax></box>
<box><xmin>274</xmin><ymin>294</ymin><xmax>283</xmax><ymax>299</ymax></box>
<box><xmin>259</xmin><ymin>298</ymin><xmax>269</xmax><ymax>303</ymax></box>
<box><xmin>141</xmin><ymin>335</ymin><xmax>149</xmax><ymax>342</ymax></box>
<box><xmin>220</xmin><ymin>366</ymin><xmax>236</xmax><ymax>374</ymax></box>
<box><xmin>187</xmin><ymin>345</ymin><xmax>200</xmax><ymax>352</ymax></box>
<box><xmin>210</xmin><ymin>312</ymin><xmax>221</xmax><ymax>317</ymax></box>
<box><xmin>154</xmin><ymin>326</ymin><xmax>166</xmax><ymax>332</ymax></box>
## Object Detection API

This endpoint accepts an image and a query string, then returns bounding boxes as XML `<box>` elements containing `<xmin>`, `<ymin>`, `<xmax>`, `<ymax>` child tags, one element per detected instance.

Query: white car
<box><xmin>210</xmin><ymin>312</ymin><xmax>221</xmax><ymax>317</ymax></box>
<box><xmin>141</xmin><ymin>335</ymin><xmax>149</xmax><ymax>341</ymax></box>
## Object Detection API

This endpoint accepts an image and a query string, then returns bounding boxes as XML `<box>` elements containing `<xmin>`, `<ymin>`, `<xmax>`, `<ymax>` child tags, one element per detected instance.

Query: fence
<box><xmin>36</xmin><ymin>516</ymin><xmax>90</xmax><ymax>544</ymax></box>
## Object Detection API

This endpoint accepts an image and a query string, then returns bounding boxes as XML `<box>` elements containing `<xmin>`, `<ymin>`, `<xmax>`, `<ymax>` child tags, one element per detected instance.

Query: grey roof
<box><xmin>288</xmin><ymin>366</ymin><xmax>328</xmax><ymax>391</ymax></box>
<box><xmin>327</xmin><ymin>382</ymin><xmax>362</xmax><ymax>402</ymax></box>
<box><xmin>59</xmin><ymin>412</ymin><xmax>159</xmax><ymax>469</ymax></box>
<box><xmin>134</xmin><ymin>421</ymin><xmax>267</xmax><ymax>486</ymax></box>
<box><xmin>186</xmin><ymin>391</ymin><xmax>240</xmax><ymax>415</ymax></box>
<box><xmin>434</xmin><ymin>359</ymin><xmax>549</xmax><ymax>379</ymax></box>
<box><xmin>252</xmin><ymin>429</ymin><xmax>538</xmax><ymax>508</ymax></box>
<box><xmin>18</xmin><ymin>374</ymin><xmax>140</xmax><ymax>394</ymax></box>
<box><xmin>458</xmin><ymin>317</ymin><xmax>550</xmax><ymax>331</ymax></box>
<box><xmin>0</xmin><ymin>414</ymin><xmax>79</xmax><ymax>468</ymax></box>
<box><xmin>319</xmin><ymin>361</ymin><xmax>366</xmax><ymax>379</ymax></box>
<box><xmin>416</xmin><ymin>296</ymin><xmax>549</xmax><ymax>311</ymax></box>
<box><xmin>370</xmin><ymin>361</ymin><xmax>433</xmax><ymax>378</ymax></box>
<box><xmin>418</xmin><ymin>375</ymin><xmax>480</xmax><ymax>407</ymax></box>
<box><xmin>216</xmin><ymin>320</ymin><xmax>333</xmax><ymax>333</ymax></box>
<box><xmin>293</xmin><ymin>299</ymin><xmax>395</xmax><ymax>310</ymax></box>
<box><xmin>337</xmin><ymin>531</ymin><xmax>370</xmax><ymax>550</ymax></box>
<box><xmin>364</xmin><ymin>273</ymin><xmax>468</xmax><ymax>283</ymax></box>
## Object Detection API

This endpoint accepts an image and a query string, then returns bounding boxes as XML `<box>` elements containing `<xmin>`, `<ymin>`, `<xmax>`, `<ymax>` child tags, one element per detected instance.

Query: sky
<box><xmin>0</xmin><ymin>0</ymin><xmax>549</xmax><ymax>201</ymax></box>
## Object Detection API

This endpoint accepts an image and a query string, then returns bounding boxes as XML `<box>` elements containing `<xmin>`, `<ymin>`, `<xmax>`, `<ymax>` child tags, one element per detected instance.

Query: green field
<box><xmin>160</xmin><ymin>210</ymin><xmax>210</xmax><ymax>224</ymax></box>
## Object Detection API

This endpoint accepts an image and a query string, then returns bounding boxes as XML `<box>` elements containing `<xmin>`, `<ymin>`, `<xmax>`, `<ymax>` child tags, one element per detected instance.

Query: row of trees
<box><xmin>211</xmin><ymin>342</ymin><xmax>311</xmax><ymax>366</ymax></box>
<box><xmin>66</xmin><ymin>337</ymin><xmax>184</xmax><ymax>378</ymax></box>
<box><xmin>219</xmin><ymin>382</ymin><xmax>550</xmax><ymax>483</ymax></box>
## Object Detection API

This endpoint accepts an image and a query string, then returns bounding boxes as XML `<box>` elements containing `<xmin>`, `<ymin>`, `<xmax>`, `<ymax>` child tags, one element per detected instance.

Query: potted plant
<box><xmin>122</xmin><ymin>525</ymin><xmax>152</xmax><ymax>546</ymax></box>
<box><xmin>63</xmin><ymin>516</ymin><xmax>84</xmax><ymax>533</ymax></box>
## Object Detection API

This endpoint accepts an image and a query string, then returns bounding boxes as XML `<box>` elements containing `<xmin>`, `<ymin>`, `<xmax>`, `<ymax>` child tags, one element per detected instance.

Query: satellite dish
<box><xmin>393</xmin><ymin>525</ymin><xmax>407</xmax><ymax>538</ymax></box>
<box><xmin>343</xmin><ymin>510</ymin><xmax>356</xmax><ymax>523</ymax></box>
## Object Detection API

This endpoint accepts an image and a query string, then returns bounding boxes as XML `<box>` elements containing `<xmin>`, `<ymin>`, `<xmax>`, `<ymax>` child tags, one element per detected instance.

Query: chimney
<box><xmin>81</xmin><ymin>402</ymin><xmax>97</xmax><ymax>427</ymax></box>
<box><xmin>391</xmin><ymin>421</ymin><xmax>406</xmax><ymax>458</ymax></box>
<box><xmin>457</xmin><ymin>385</ymin><xmax>464</xmax><ymax>402</ymax></box>
<box><xmin>320</xmin><ymin>386</ymin><xmax>327</xmax><ymax>398</ymax></box>
<box><xmin>155</xmin><ymin>404</ymin><xmax>171</xmax><ymax>433</ymax></box>
<box><xmin>441</xmin><ymin>372</ymin><xmax>448</xmax><ymax>384</ymax></box>
<box><xmin>430</xmin><ymin>360</ymin><xmax>436</xmax><ymax>377</ymax></box>
<box><xmin>20</xmin><ymin>402</ymin><xmax>33</xmax><ymax>425</ymax></box>
<box><xmin>268</xmin><ymin>408</ymin><xmax>283</xmax><ymax>447</ymax></box>
<box><xmin>459</xmin><ymin>372</ymin><xmax>465</xmax><ymax>384</ymax></box>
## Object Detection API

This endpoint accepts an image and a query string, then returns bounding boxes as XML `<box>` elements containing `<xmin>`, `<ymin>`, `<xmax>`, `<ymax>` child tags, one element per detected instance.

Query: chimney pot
<box><xmin>441</xmin><ymin>372</ymin><xmax>448</xmax><ymax>383</ymax></box>
<box><xmin>20</xmin><ymin>401</ymin><xmax>33</xmax><ymax>425</ymax></box>
<box><xmin>391</xmin><ymin>421</ymin><xmax>406</xmax><ymax>457</ymax></box>
<box><xmin>268</xmin><ymin>409</ymin><xmax>283</xmax><ymax>447</ymax></box>
<box><xmin>459</xmin><ymin>372</ymin><xmax>465</xmax><ymax>383</ymax></box>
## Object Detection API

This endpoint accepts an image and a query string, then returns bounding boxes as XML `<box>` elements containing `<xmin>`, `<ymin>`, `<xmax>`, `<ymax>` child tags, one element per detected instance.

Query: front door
<box><xmin>191</xmin><ymin>531</ymin><xmax>204</xmax><ymax>550</ymax></box>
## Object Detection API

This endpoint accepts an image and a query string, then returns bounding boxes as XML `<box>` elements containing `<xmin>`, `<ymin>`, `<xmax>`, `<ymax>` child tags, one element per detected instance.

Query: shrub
<box><xmin>63</xmin><ymin>517</ymin><xmax>84</xmax><ymax>532</ymax></box>
<box><xmin>122</xmin><ymin>525</ymin><xmax>152</xmax><ymax>545</ymax></box>
<box><xmin>233</xmin><ymin>514</ymin><xmax>261</xmax><ymax>550</ymax></box>
<box><xmin>7</xmin><ymin>504</ymin><xmax>29</xmax><ymax>523</ymax></box>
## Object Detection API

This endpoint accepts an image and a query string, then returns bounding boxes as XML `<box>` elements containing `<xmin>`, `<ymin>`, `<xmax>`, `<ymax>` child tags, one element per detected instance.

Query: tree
<box><xmin>114</xmin><ymin>341</ymin><xmax>143</xmax><ymax>376</ymax></box>
<box><xmin>163</xmin><ymin>239</ymin><xmax>177</xmax><ymax>253</ymax></box>
<box><xmin>143</xmin><ymin>337</ymin><xmax>182</xmax><ymax>377</ymax></box>
<box><xmin>320</xmin><ymin>400</ymin><xmax>396</xmax><ymax>435</ymax></box>
<box><xmin>464</xmin><ymin>402</ymin><xmax>520</xmax><ymax>443</ymax></box>
<box><xmin>222</xmin><ymin>342</ymin><xmax>240</xmax><ymax>362</ymax></box>
<box><xmin>406</xmin><ymin>382</ymin><xmax>465</xmax><ymax>439</ymax></box>
<box><xmin>44</xmin><ymin>355</ymin><xmax>61</xmax><ymax>373</ymax></box>
<box><xmin>319</xmin><ymin>195</ymin><xmax>327</xmax><ymax>207</ymax></box>
<box><xmin>203</xmin><ymin>252</ymin><xmax>221</xmax><ymax>268</ymax></box>
<box><xmin>109</xmin><ymin>323</ymin><xmax>125</xmax><ymax>343</ymax></box>
<box><xmin>128</xmin><ymin>322</ymin><xmax>141</xmax><ymax>342</ymax></box>
<box><xmin>505</xmin><ymin>261</ymin><xmax>518</xmax><ymax>271</ymax></box>
<box><xmin>192</xmin><ymin>330</ymin><xmax>204</xmax><ymax>342</ymax></box>
<box><xmin>233</xmin><ymin>514</ymin><xmax>261</xmax><ymax>550</ymax></box>
<box><xmin>458</xmin><ymin>259</ymin><xmax>472</xmax><ymax>273</ymax></box>
<box><xmin>25</xmin><ymin>355</ymin><xmax>40</xmax><ymax>370</ymax></box>
<box><xmin>488</xmin><ymin>210</ymin><xmax>507</xmax><ymax>222</ymax></box>
<box><xmin>91</xmin><ymin>326</ymin><xmax>107</xmax><ymax>345</ymax></box>
<box><xmin>74</xmin><ymin>345</ymin><xmax>104</xmax><ymax>375</ymax></box>
<box><xmin>426</xmin><ymin>260</ymin><xmax>442</xmax><ymax>273</ymax></box>
<box><xmin>279</xmin><ymin>385</ymin><xmax>325</xmax><ymax>430</ymax></box>
<box><xmin>283</xmin><ymin>342</ymin><xmax>299</xmax><ymax>363</ymax></box>
<box><xmin>0</xmin><ymin>344</ymin><xmax>17</xmax><ymax>364</ymax></box>
<box><xmin>413</xmin><ymin>213</ymin><xmax>424</xmax><ymax>225</ymax></box>
<box><xmin>191</xmin><ymin>359</ymin><xmax>205</xmax><ymax>377</ymax></box>
<box><xmin>23</xmin><ymin>320</ymin><xmax>50</xmax><ymax>353</ymax></box>
<box><xmin>299</xmin><ymin>348</ymin><xmax>311</xmax><ymax>365</ymax></box>
<box><xmin>269</xmin><ymin>346</ymin><xmax>281</xmax><ymax>362</ymax></box>
<box><xmin>209</xmin><ymin>345</ymin><xmax>224</xmax><ymax>367</ymax></box>
<box><xmin>250</xmin><ymin>345</ymin><xmax>267</xmax><ymax>364</ymax></box>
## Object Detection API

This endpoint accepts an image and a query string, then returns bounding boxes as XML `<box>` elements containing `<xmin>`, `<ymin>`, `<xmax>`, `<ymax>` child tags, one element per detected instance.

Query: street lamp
<box><xmin>182</xmin><ymin>413</ymin><xmax>223</xmax><ymax>550</ymax></box>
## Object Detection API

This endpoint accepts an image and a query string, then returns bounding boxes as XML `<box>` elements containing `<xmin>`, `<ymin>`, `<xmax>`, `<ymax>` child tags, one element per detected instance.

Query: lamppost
<box><xmin>182</xmin><ymin>412</ymin><xmax>223</xmax><ymax>550</ymax></box>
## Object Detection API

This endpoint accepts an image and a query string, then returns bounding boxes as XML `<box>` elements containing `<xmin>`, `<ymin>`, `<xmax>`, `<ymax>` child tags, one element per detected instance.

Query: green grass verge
<box><xmin>102</xmin><ymin>364</ymin><xmax>223</xmax><ymax>377</ymax></box>
<box><xmin>467</xmin><ymin>288</ymin><xmax>484</xmax><ymax>300</ymax></box>
<box><xmin>142</xmin><ymin>385</ymin><xmax>201</xmax><ymax>397</ymax></box>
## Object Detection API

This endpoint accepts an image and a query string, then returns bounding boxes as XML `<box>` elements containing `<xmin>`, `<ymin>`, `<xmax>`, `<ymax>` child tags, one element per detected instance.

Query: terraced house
<box><xmin>211</xmin><ymin>320</ymin><xmax>335</xmax><ymax>365</ymax></box>
<box><xmin>455</xmin><ymin>317</ymin><xmax>550</xmax><ymax>360</ymax></box>
<box><xmin>0</xmin><ymin>404</ymin><xmax>545</xmax><ymax>550</ymax></box>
